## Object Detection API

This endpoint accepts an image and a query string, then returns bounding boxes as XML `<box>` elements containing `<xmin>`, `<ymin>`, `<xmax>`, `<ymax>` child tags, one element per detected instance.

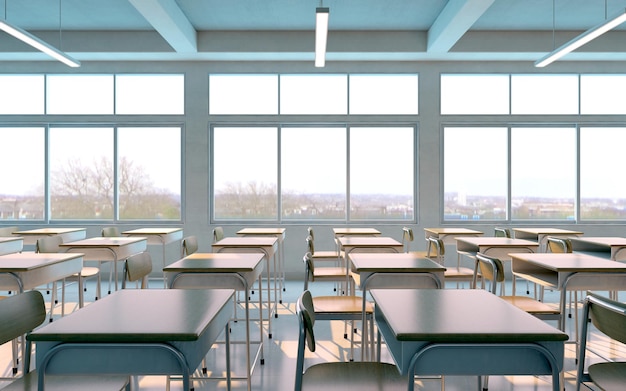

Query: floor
<box><xmin>0</xmin><ymin>278</ymin><xmax>621</xmax><ymax>391</ymax></box>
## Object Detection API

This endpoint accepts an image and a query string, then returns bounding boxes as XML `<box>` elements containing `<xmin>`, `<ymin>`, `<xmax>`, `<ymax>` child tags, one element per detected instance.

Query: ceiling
<box><xmin>2</xmin><ymin>0</ymin><xmax>626</xmax><ymax>65</ymax></box>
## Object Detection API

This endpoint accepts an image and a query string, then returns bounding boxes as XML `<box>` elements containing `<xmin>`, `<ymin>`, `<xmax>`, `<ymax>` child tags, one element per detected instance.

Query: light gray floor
<box><xmin>0</xmin><ymin>278</ymin><xmax>620</xmax><ymax>390</ymax></box>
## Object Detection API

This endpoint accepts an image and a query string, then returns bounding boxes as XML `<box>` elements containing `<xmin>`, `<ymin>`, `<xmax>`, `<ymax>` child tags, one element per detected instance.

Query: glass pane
<box><xmin>209</xmin><ymin>74</ymin><xmax>278</xmax><ymax>114</ymax></box>
<box><xmin>0</xmin><ymin>127</ymin><xmax>44</xmax><ymax>219</ymax></box>
<box><xmin>350</xmin><ymin>127</ymin><xmax>414</xmax><ymax>220</ymax></box>
<box><xmin>0</xmin><ymin>75</ymin><xmax>44</xmax><ymax>114</ymax></box>
<box><xmin>441</xmin><ymin>74</ymin><xmax>509</xmax><ymax>115</ymax></box>
<box><xmin>118</xmin><ymin>127</ymin><xmax>181</xmax><ymax>220</ymax></box>
<box><xmin>49</xmin><ymin>127</ymin><xmax>114</xmax><ymax>219</ymax></box>
<box><xmin>349</xmin><ymin>74</ymin><xmax>418</xmax><ymax>114</ymax></box>
<box><xmin>511</xmin><ymin>127</ymin><xmax>576</xmax><ymax>220</ymax></box>
<box><xmin>213</xmin><ymin>127</ymin><xmax>278</xmax><ymax>220</ymax></box>
<box><xmin>511</xmin><ymin>74</ymin><xmax>578</xmax><ymax>114</ymax></box>
<box><xmin>281</xmin><ymin>127</ymin><xmax>346</xmax><ymax>220</ymax></box>
<box><xmin>444</xmin><ymin>127</ymin><xmax>507</xmax><ymax>221</ymax></box>
<box><xmin>47</xmin><ymin>75</ymin><xmax>114</xmax><ymax>115</ymax></box>
<box><xmin>581</xmin><ymin>75</ymin><xmax>626</xmax><ymax>114</ymax></box>
<box><xmin>580</xmin><ymin>127</ymin><xmax>626</xmax><ymax>219</ymax></box>
<box><xmin>116</xmin><ymin>74</ymin><xmax>184</xmax><ymax>114</ymax></box>
<box><xmin>280</xmin><ymin>74</ymin><xmax>347</xmax><ymax>114</ymax></box>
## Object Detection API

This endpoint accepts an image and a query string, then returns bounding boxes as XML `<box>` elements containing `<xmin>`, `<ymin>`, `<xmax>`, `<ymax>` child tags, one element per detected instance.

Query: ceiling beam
<box><xmin>129</xmin><ymin>0</ymin><xmax>197</xmax><ymax>53</ymax></box>
<box><xmin>427</xmin><ymin>0</ymin><xmax>495</xmax><ymax>53</ymax></box>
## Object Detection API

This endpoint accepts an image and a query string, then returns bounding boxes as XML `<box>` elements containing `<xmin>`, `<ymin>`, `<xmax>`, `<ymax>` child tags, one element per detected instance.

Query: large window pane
<box><xmin>511</xmin><ymin>75</ymin><xmax>578</xmax><ymax>114</ymax></box>
<box><xmin>580</xmin><ymin>127</ymin><xmax>626</xmax><ymax>219</ymax></box>
<box><xmin>511</xmin><ymin>127</ymin><xmax>576</xmax><ymax>220</ymax></box>
<box><xmin>116</xmin><ymin>74</ymin><xmax>184</xmax><ymax>115</ymax></box>
<box><xmin>581</xmin><ymin>75</ymin><xmax>626</xmax><ymax>114</ymax></box>
<box><xmin>213</xmin><ymin>127</ymin><xmax>278</xmax><ymax>220</ymax></box>
<box><xmin>0</xmin><ymin>128</ymin><xmax>44</xmax><ymax>219</ymax></box>
<box><xmin>0</xmin><ymin>75</ymin><xmax>44</xmax><ymax>114</ymax></box>
<box><xmin>441</xmin><ymin>74</ymin><xmax>509</xmax><ymax>115</ymax></box>
<box><xmin>47</xmin><ymin>75</ymin><xmax>114</xmax><ymax>114</ymax></box>
<box><xmin>350</xmin><ymin>127</ymin><xmax>414</xmax><ymax>220</ymax></box>
<box><xmin>209</xmin><ymin>74</ymin><xmax>278</xmax><ymax>114</ymax></box>
<box><xmin>444</xmin><ymin>127</ymin><xmax>507</xmax><ymax>221</ymax></box>
<box><xmin>349</xmin><ymin>74</ymin><xmax>418</xmax><ymax>115</ymax></box>
<box><xmin>49</xmin><ymin>127</ymin><xmax>114</xmax><ymax>219</ymax></box>
<box><xmin>281</xmin><ymin>127</ymin><xmax>346</xmax><ymax>220</ymax></box>
<box><xmin>280</xmin><ymin>75</ymin><xmax>347</xmax><ymax>114</ymax></box>
<box><xmin>118</xmin><ymin>127</ymin><xmax>181</xmax><ymax>220</ymax></box>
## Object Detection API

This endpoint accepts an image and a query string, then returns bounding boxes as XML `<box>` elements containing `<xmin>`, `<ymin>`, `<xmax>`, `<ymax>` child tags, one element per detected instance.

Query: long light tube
<box><xmin>0</xmin><ymin>19</ymin><xmax>81</xmax><ymax>67</ymax></box>
<box><xmin>535</xmin><ymin>8</ymin><xmax>626</xmax><ymax>67</ymax></box>
<box><xmin>315</xmin><ymin>7</ymin><xmax>329</xmax><ymax>67</ymax></box>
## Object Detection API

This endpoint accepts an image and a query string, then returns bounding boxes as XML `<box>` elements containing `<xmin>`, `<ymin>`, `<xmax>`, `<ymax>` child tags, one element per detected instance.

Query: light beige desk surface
<box><xmin>213</xmin><ymin>236</ymin><xmax>278</xmax><ymax>248</ymax></box>
<box><xmin>570</xmin><ymin>236</ymin><xmax>626</xmax><ymax>261</ymax></box>
<box><xmin>333</xmin><ymin>227</ymin><xmax>381</xmax><ymax>236</ymax></box>
<box><xmin>424</xmin><ymin>227</ymin><xmax>483</xmax><ymax>243</ymax></box>
<box><xmin>0</xmin><ymin>236</ymin><xmax>23</xmax><ymax>256</ymax></box>
<box><xmin>237</xmin><ymin>228</ymin><xmax>285</xmax><ymax>237</ymax></box>
<box><xmin>166</xmin><ymin>252</ymin><xmax>264</xmax><ymax>273</ymax></box>
<box><xmin>513</xmin><ymin>228</ymin><xmax>583</xmax><ymax>251</ymax></box>
<box><xmin>509</xmin><ymin>252</ymin><xmax>626</xmax><ymax>330</ymax></box>
<box><xmin>13</xmin><ymin>228</ymin><xmax>87</xmax><ymax>246</ymax></box>
<box><xmin>337</xmin><ymin>236</ymin><xmax>403</xmax><ymax>248</ymax></box>
<box><xmin>455</xmin><ymin>237</ymin><xmax>539</xmax><ymax>256</ymax></box>
<box><xmin>122</xmin><ymin>227</ymin><xmax>183</xmax><ymax>244</ymax></box>
<box><xmin>349</xmin><ymin>252</ymin><xmax>445</xmax><ymax>274</ymax></box>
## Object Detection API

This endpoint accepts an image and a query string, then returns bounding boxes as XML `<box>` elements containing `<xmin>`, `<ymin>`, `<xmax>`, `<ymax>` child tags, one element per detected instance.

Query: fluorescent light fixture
<box><xmin>535</xmin><ymin>8</ymin><xmax>626</xmax><ymax>67</ymax></box>
<box><xmin>0</xmin><ymin>19</ymin><xmax>81</xmax><ymax>67</ymax></box>
<box><xmin>315</xmin><ymin>7</ymin><xmax>329</xmax><ymax>67</ymax></box>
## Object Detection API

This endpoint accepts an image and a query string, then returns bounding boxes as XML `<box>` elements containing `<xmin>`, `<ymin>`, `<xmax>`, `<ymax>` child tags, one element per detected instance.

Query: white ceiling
<box><xmin>1</xmin><ymin>0</ymin><xmax>626</xmax><ymax>64</ymax></box>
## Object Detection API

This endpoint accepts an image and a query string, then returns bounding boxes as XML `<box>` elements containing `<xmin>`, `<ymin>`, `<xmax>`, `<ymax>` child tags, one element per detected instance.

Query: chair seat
<box><xmin>311</xmin><ymin>250</ymin><xmax>344</xmax><ymax>260</ymax></box>
<box><xmin>444</xmin><ymin>266</ymin><xmax>475</xmax><ymax>280</ymax></box>
<box><xmin>301</xmin><ymin>361</ymin><xmax>407</xmax><ymax>391</ymax></box>
<box><xmin>313</xmin><ymin>267</ymin><xmax>348</xmax><ymax>280</ymax></box>
<box><xmin>0</xmin><ymin>373</ymin><xmax>129</xmax><ymax>391</ymax></box>
<box><xmin>502</xmin><ymin>296</ymin><xmax>560</xmax><ymax>315</ymax></box>
<box><xmin>588</xmin><ymin>362</ymin><xmax>626</xmax><ymax>391</ymax></box>
<box><xmin>313</xmin><ymin>296</ymin><xmax>373</xmax><ymax>315</ymax></box>
<box><xmin>71</xmin><ymin>267</ymin><xmax>100</xmax><ymax>278</ymax></box>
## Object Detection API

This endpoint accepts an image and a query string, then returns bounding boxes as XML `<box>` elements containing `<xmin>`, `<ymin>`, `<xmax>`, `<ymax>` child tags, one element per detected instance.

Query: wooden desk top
<box><xmin>165</xmin><ymin>253</ymin><xmax>264</xmax><ymax>272</ymax></box>
<box><xmin>513</xmin><ymin>227</ymin><xmax>583</xmax><ymax>236</ymax></box>
<box><xmin>333</xmin><ymin>228</ymin><xmax>381</xmax><ymax>236</ymax></box>
<box><xmin>237</xmin><ymin>228</ymin><xmax>285</xmax><ymax>235</ymax></box>
<box><xmin>349</xmin><ymin>253</ymin><xmax>445</xmax><ymax>273</ymax></box>
<box><xmin>456</xmin><ymin>237</ymin><xmax>538</xmax><ymax>246</ymax></box>
<box><xmin>212</xmin><ymin>237</ymin><xmax>278</xmax><ymax>247</ymax></box>
<box><xmin>122</xmin><ymin>228</ymin><xmax>182</xmax><ymax>235</ymax></box>
<box><xmin>372</xmin><ymin>289</ymin><xmax>568</xmax><ymax>343</ymax></box>
<box><xmin>60</xmin><ymin>236</ymin><xmax>147</xmax><ymax>247</ymax></box>
<box><xmin>29</xmin><ymin>289</ymin><xmax>234</xmax><ymax>343</ymax></box>
<box><xmin>337</xmin><ymin>236</ymin><xmax>402</xmax><ymax>246</ymax></box>
<box><xmin>508</xmin><ymin>252</ymin><xmax>626</xmax><ymax>272</ymax></box>
<box><xmin>570</xmin><ymin>236</ymin><xmax>626</xmax><ymax>246</ymax></box>
<box><xmin>14</xmin><ymin>228</ymin><xmax>86</xmax><ymax>235</ymax></box>
<box><xmin>0</xmin><ymin>252</ymin><xmax>83</xmax><ymax>271</ymax></box>
<box><xmin>424</xmin><ymin>228</ymin><xmax>483</xmax><ymax>236</ymax></box>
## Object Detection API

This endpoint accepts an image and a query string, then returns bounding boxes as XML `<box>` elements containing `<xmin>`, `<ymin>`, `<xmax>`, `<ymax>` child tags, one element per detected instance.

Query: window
<box><xmin>281</xmin><ymin>127</ymin><xmax>346</xmax><ymax>220</ymax></box>
<box><xmin>349</xmin><ymin>74</ymin><xmax>418</xmax><ymax>115</ymax></box>
<box><xmin>280</xmin><ymin>74</ymin><xmax>348</xmax><ymax>114</ymax></box>
<box><xmin>0</xmin><ymin>75</ymin><xmax>44</xmax><ymax>115</ymax></box>
<box><xmin>511</xmin><ymin>74</ymin><xmax>578</xmax><ymax>115</ymax></box>
<box><xmin>511</xmin><ymin>127</ymin><xmax>576</xmax><ymax>220</ymax></box>
<box><xmin>350</xmin><ymin>127</ymin><xmax>414</xmax><ymax>220</ymax></box>
<box><xmin>209</xmin><ymin>74</ymin><xmax>278</xmax><ymax>114</ymax></box>
<box><xmin>213</xmin><ymin>127</ymin><xmax>278</xmax><ymax>220</ymax></box>
<box><xmin>441</xmin><ymin>74</ymin><xmax>509</xmax><ymax>115</ymax></box>
<box><xmin>47</xmin><ymin>75</ymin><xmax>114</xmax><ymax>115</ymax></box>
<box><xmin>581</xmin><ymin>75</ymin><xmax>626</xmax><ymax>114</ymax></box>
<box><xmin>115</xmin><ymin>74</ymin><xmax>184</xmax><ymax>115</ymax></box>
<box><xmin>444</xmin><ymin>127</ymin><xmax>508</xmax><ymax>221</ymax></box>
<box><xmin>0</xmin><ymin>127</ymin><xmax>45</xmax><ymax>220</ymax></box>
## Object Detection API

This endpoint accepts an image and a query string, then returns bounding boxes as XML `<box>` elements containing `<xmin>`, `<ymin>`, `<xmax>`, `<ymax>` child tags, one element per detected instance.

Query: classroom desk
<box><xmin>164</xmin><ymin>252</ymin><xmax>265</xmax><ymax>391</ymax></box>
<box><xmin>237</xmin><ymin>228</ymin><xmax>286</xmax><ymax>301</ymax></box>
<box><xmin>348</xmin><ymin>252</ymin><xmax>445</xmax><ymax>360</ymax></box>
<box><xmin>569</xmin><ymin>236</ymin><xmax>626</xmax><ymax>261</ymax></box>
<box><xmin>332</xmin><ymin>227</ymin><xmax>381</xmax><ymax>237</ymax></box>
<box><xmin>13</xmin><ymin>228</ymin><xmax>87</xmax><ymax>246</ymax></box>
<box><xmin>0</xmin><ymin>236</ymin><xmax>23</xmax><ymax>256</ymax></box>
<box><xmin>0</xmin><ymin>251</ymin><xmax>84</xmax><ymax>319</ymax></box>
<box><xmin>122</xmin><ymin>227</ymin><xmax>184</xmax><ymax>287</ymax></box>
<box><xmin>512</xmin><ymin>228</ymin><xmax>583</xmax><ymax>252</ymax></box>
<box><xmin>509</xmin><ymin>252</ymin><xmax>626</xmax><ymax>331</ymax></box>
<box><xmin>29</xmin><ymin>289</ymin><xmax>234</xmax><ymax>391</ymax></box>
<box><xmin>423</xmin><ymin>227</ymin><xmax>483</xmax><ymax>244</ymax></box>
<box><xmin>212</xmin><ymin>236</ymin><xmax>279</xmax><ymax>337</ymax></box>
<box><xmin>372</xmin><ymin>289</ymin><xmax>567</xmax><ymax>391</ymax></box>
<box><xmin>455</xmin><ymin>237</ymin><xmax>539</xmax><ymax>294</ymax></box>
<box><xmin>60</xmin><ymin>237</ymin><xmax>147</xmax><ymax>294</ymax></box>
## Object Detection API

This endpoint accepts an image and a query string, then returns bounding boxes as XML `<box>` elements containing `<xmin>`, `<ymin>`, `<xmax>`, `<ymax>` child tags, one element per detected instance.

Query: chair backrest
<box><xmin>101</xmin><ymin>226</ymin><xmax>120</xmax><ymax>237</ymax></box>
<box><xmin>0</xmin><ymin>290</ymin><xmax>46</xmax><ymax>346</ymax></box>
<box><xmin>0</xmin><ymin>226</ymin><xmax>18</xmax><ymax>237</ymax></box>
<box><xmin>402</xmin><ymin>227</ymin><xmax>414</xmax><ymax>252</ymax></box>
<box><xmin>306</xmin><ymin>227</ymin><xmax>315</xmax><ymax>240</ymax></box>
<box><xmin>546</xmin><ymin>237</ymin><xmax>572</xmax><ymax>253</ymax></box>
<box><xmin>302</xmin><ymin>252</ymin><xmax>314</xmax><ymax>289</ymax></box>
<box><xmin>494</xmin><ymin>227</ymin><xmax>511</xmax><ymax>238</ymax></box>
<box><xmin>212</xmin><ymin>226</ymin><xmax>224</xmax><ymax>243</ymax></box>
<box><xmin>426</xmin><ymin>237</ymin><xmax>445</xmax><ymax>261</ymax></box>
<box><xmin>181</xmin><ymin>235</ymin><xmax>198</xmax><ymax>257</ymax></box>
<box><xmin>585</xmin><ymin>292</ymin><xmax>626</xmax><ymax>345</ymax></box>
<box><xmin>475</xmin><ymin>252</ymin><xmax>505</xmax><ymax>294</ymax></box>
<box><xmin>35</xmin><ymin>235</ymin><xmax>63</xmax><ymax>253</ymax></box>
<box><xmin>122</xmin><ymin>251</ymin><xmax>152</xmax><ymax>289</ymax></box>
<box><xmin>295</xmin><ymin>290</ymin><xmax>316</xmax><ymax>391</ymax></box>
<box><xmin>305</xmin><ymin>235</ymin><xmax>315</xmax><ymax>255</ymax></box>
